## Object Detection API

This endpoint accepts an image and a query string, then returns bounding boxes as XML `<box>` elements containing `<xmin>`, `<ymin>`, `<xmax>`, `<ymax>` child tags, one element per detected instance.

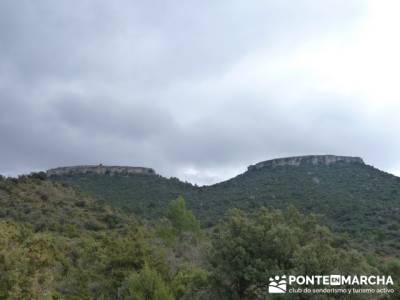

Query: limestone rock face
<box><xmin>47</xmin><ymin>165</ymin><xmax>156</xmax><ymax>176</ymax></box>
<box><xmin>247</xmin><ymin>155</ymin><xmax>364</xmax><ymax>171</ymax></box>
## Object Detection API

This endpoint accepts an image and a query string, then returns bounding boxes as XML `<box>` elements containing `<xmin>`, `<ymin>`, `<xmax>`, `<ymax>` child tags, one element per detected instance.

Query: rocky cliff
<box><xmin>247</xmin><ymin>155</ymin><xmax>364</xmax><ymax>171</ymax></box>
<box><xmin>47</xmin><ymin>165</ymin><xmax>156</xmax><ymax>176</ymax></box>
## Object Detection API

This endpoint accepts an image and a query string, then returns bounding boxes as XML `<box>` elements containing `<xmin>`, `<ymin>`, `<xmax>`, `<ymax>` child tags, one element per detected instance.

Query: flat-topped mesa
<box><xmin>47</xmin><ymin>165</ymin><xmax>156</xmax><ymax>177</ymax></box>
<box><xmin>248</xmin><ymin>155</ymin><xmax>364</xmax><ymax>171</ymax></box>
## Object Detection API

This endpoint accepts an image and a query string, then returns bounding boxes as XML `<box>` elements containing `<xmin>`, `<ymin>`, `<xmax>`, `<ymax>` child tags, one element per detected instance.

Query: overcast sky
<box><xmin>1</xmin><ymin>0</ymin><xmax>400</xmax><ymax>185</ymax></box>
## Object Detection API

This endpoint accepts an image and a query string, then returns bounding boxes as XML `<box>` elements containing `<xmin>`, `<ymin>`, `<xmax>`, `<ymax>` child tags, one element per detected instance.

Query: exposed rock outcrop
<box><xmin>47</xmin><ymin>165</ymin><xmax>156</xmax><ymax>176</ymax></box>
<box><xmin>247</xmin><ymin>155</ymin><xmax>364</xmax><ymax>171</ymax></box>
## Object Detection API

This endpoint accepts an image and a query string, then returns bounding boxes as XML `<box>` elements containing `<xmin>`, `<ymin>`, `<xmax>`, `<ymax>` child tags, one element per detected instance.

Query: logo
<box><xmin>267</xmin><ymin>274</ymin><xmax>394</xmax><ymax>295</ymax></box>
<box><xmin>269</xmin><ymin>275</ymin><xmax>287</xmax><ymax>294</ymax></box>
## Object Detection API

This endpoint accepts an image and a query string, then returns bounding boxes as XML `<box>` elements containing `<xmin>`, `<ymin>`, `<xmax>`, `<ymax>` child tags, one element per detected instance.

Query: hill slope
<box><xmin>48</xmin><ymin>155</ymin><xmax>400</xmax><ymax>255</ymax></box>
<box><xmin>0</xmin><ymin>172</ymin><xmax>207</xmax><ymax>298</ymax></box>
<box><xmin>199</xmin><ymin>157</ymin><xmax>400</xmax><ymax>254</ymax></box>
<box><xmin>0</xmin><ymin>174</ymin><xmax>136</xmax><ymax>233</ymax></box>
<box><xmin>49</xmin><ymin>171</ymin><xmax>195</xmax><ymax>219</ymax></box>
<box><xmin>2</xmin><ymin>175</ymin><xmax>391</xmax><ymax>299</ymax></box>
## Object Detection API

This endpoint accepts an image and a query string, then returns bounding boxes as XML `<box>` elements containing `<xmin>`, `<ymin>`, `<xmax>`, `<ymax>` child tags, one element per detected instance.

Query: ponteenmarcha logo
<box><xmin>268</xmin><ymin>275</ymin><xmax>287</xmax><ymax>293</ymax></box>
<box><xmin>267</xmin><ymin>275</ymin><xmax>394</xmax><ymax>295</ymax></box>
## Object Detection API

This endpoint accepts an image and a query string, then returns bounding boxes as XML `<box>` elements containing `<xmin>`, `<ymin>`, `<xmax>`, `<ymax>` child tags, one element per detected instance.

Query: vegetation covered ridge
<box><xmin>0</xmin><ymin>174</ymin><xmax>399</xmax><ymax>299</ymax></box>
<box><xmin>46</xmin><ymin>155</ymin><xmax>367</xmax><ymax>182</ymax></box>
<box><xmin>45</xmin><ymin>155</ymin><xmax>400</xmax><ymax>256</ymax></box>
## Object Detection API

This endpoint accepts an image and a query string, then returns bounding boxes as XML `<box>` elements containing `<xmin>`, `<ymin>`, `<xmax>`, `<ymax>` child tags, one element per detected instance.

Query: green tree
<box><xmin>171</xmin><ymin>264</ymin><xmax>209</xmax><ymax>299</ymax></box>
<box><xmin>120</xmin><ymin>264</ymin><xmax>173</xmax><ymax>300</ymax></box>
<box><xmin>166</xmin><ymin>196</ymin><xmax>200</xmax><ymax>234</ymax></box>
<box><xmin>209</xmin><ymin>207</ymin><xmax>376</xmax><ymax>299</ymax></box>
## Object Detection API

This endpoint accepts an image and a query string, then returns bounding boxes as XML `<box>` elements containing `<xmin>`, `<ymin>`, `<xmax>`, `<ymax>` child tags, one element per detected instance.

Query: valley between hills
<box><xmin>49</xmin><ymin>155</ymin><xmax>400</xmax><ymax>255</ymax></box>
<box><xmin>1</xmin><ymin>155</ymin><xmax>399</xmax><ymax>299</ymax></box>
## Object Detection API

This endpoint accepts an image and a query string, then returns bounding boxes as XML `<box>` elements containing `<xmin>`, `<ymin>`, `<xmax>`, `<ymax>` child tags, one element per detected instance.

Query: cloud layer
<box><xmin>1</xmin><ymin>0</ymin><xmax>399</xmax><ymax>184</ymax></box>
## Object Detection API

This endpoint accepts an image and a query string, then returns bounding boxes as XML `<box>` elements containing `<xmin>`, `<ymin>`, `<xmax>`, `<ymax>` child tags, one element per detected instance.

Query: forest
<box><xmin>0</xmin><ymin>174</ymin><xmax>399</xmax><ymax>299</ymax></box>
<box><xmin>51</xmin><ymin>161</ymin><xmax>400</xmax><ymax>256</ymax></box>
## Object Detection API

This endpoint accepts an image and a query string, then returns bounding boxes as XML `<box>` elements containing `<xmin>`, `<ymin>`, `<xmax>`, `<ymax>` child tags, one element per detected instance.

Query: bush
<box><xmin>120</xmin><ymin>264</ymin><xmax>174</xmax><ymax>300</ymax></box>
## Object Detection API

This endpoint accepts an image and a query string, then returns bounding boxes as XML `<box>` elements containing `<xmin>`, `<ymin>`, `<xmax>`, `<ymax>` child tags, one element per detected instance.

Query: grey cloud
<box><xmin>0</xmin><ymin>0</ymin><xmax>364</xmax><ymax>85</ymax></box>
<box><xmin>2</xmin><ymin>0</ymin><xmax>398</xmax><ymax>185</ymax></box>
<box><xmin>51</xmin><ymin>95</ymin><xmax>177</xmax><ymax>140</ymax></box>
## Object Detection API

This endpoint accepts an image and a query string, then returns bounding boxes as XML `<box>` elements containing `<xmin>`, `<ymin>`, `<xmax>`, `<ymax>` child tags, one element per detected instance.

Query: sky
<box><xmin>1</xmin><ymin>0</ymin><xmax>400</xmax><ymax>185</ymax></box>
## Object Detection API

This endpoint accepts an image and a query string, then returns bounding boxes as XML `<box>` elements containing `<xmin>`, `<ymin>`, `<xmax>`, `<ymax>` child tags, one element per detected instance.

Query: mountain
<box><xmin>47</xmin><ymin>165</ymin><xmax>195</xmax><ymax>219</ymax></box>
<box><xmin>2</xmin><ymin>174</ymin><xmax>393</xmax><ymax>299</ymax></box>
<box><xmin>0</xmin><ymin>170</ymin><xmax>206</xmax><ymax>298</ymax></box>
<box><xmin>47</xmin><ymin>155</ymin><xmax>400</xmax><ymax>255</ymax></box>
<box><xmin>0</xmin><ymin>173</ymin><xmax>135</xmax><ymax>233</ymax></box>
